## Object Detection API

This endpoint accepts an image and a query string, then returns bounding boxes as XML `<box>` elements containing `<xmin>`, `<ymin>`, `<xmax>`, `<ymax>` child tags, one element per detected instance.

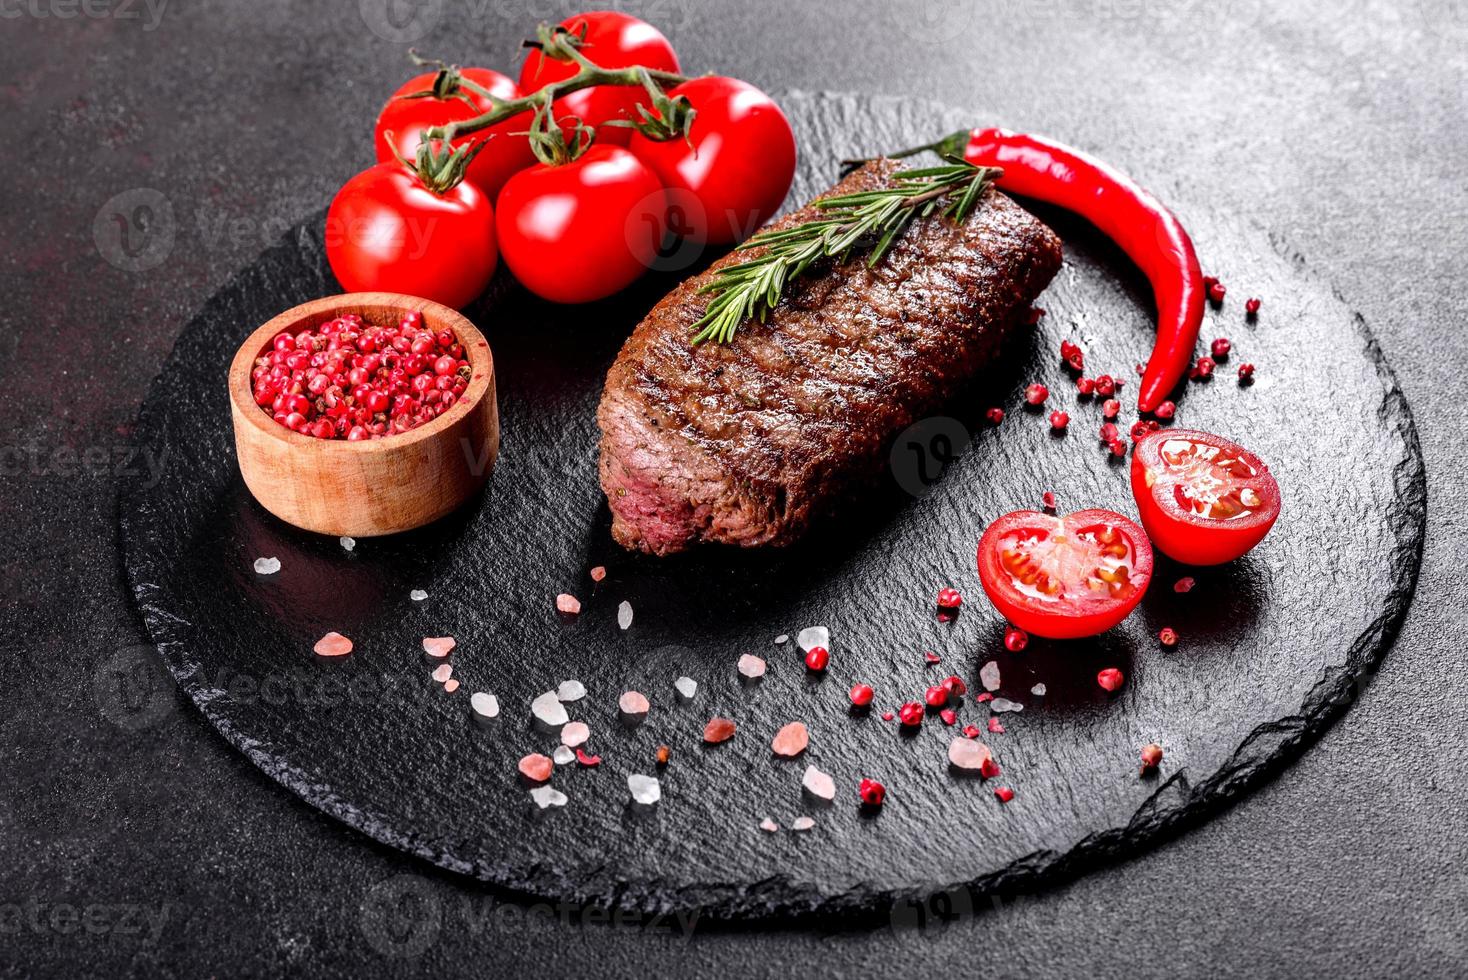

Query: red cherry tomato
<box><xmin>977</xmin><ymin>509</ymin><xmax>1154</xmax><ymax>639</ymax></box>
<box><xmin>495</xmin><ymin>145</ymin><xmax>665</xmax><ymax>304</ymax></box>
<box><xmin>373</xmin><ymin>68</ymin><xmax>535</xmax><ymax>201</ymax></box>
<box><xmin>1130</xmin><ymin>429</ymin><xmax>1281</xmax><ymax>565</ymax></box>
<box><xmin>325</xmin><ymin>162</ymin><xmax>497</xmax><ymax>310</ymax></box>
<box><xmin>628</xmin><ymin>77</ymin><xmax>796</xmax><ymax>245</ymax></box>
<box><xmin>518</xmin><ymin>11</ymin><xmax>680</xmax><ymax>146</ymax></box>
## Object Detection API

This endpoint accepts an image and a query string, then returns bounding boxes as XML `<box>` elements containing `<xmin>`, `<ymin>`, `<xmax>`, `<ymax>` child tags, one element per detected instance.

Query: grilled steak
<box><xmin>596</xmin><ymin>160</ymin><xmax>1064</xmax><ymax>555</ymax></box>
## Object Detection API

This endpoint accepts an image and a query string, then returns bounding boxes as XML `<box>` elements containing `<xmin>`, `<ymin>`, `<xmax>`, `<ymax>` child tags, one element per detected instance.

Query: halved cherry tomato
<box><xmin>627</xmin><ymin>76</ymin><xmax>796</xmax><ymax>245</ymax></box>
<box><xmin>1131</xmin><ymin>429</ymin><xmax>1281</xmax><ymax>565</ymax></box>
<box><xmin>977</xmin><ymin>509</ymin><xmax>1154</xmax><ymax>639</ymax></box>
<box><xmin>518</xmin><ymin>11</ymin><xmax>680</xmax><ymax>146</ymax></box>
<box><xmin>325</xmin><ymin>162</ymin><xmax>497</xmax><ymax>310</ymax></box>
<box><xmin>373</xmin><ymin>68</ymin><xmax>535</xmax><ymax>201</ymax></box>
<box><xmin>495</xmin><ymin>144</ymin><xmax>665</xmax><ymax>304</ymax></box>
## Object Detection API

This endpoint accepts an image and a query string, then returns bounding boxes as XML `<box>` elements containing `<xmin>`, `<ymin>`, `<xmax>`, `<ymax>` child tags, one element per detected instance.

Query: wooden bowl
<box><xmin>227</xmin><ymin>293</ymin><xmax>498</xmax><ymax>537</ymax></box>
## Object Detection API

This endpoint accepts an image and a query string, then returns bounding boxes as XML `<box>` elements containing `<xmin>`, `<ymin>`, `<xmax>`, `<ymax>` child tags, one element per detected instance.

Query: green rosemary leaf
<box><xmin>688</xmin><ymin>162</ymin><xmax>999</xmax><ymax>344</ymax></box>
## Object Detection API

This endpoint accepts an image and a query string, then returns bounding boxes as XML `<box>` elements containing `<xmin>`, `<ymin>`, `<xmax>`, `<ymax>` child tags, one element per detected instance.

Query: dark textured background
<box><xmin>1</xmin><ymin>1</ymin><xmax>1463</xmax><ymax>976</ymax></box>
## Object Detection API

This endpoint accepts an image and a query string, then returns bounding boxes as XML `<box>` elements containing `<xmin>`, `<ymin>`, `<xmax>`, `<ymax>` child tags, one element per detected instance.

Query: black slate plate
<box><xmin>119</xmin><ymin>93</ymin><xmax>1425</xmax><ymax>921</ymax></box>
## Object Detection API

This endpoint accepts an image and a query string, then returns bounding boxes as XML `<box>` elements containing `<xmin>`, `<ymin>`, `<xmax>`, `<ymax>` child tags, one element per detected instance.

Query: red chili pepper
<box><xmin>887</xmin><ymin>129</ymin><xmax>1205</xmax><ymax>412</ymax></box>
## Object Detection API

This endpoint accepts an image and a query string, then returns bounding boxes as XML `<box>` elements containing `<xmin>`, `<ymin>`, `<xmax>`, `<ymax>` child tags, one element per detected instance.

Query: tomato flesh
<box><xmin>1131</xmin><ymin>429</ymin><xmax>1281</xmax><ymax>565</ymax></box>
<box><xmin>977</xmin><ymin>509</ymin><xmax>1154</xmax><ymax>639</ymax></box>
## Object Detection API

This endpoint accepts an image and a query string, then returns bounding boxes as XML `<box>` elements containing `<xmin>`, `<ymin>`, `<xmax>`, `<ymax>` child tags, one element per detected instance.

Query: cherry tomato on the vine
<box><xmin>518</xmin><ymin>11</ymin><xmax>680</xmax><ymax>146</ymax></box>
<box><xmin>373</xmin><ymin>68</ymin><xmax>535</xmax><ymax>201</ymax></box>
<box><xmin>1130</xmin><ymin>429</ymin><xmax>1281</xmax><ymax>565</ymax></box>
<box><xmin>628</xmin><ymin>76</ymin><xmax>796</xmax><ymax>245</ymax></box>
<box><xmin>325</xmin><ymin>162</ymin><xmax>498</xmax><ymax>310</ymax></box>
<box><xmin>494</xmin><ymin>144</ymin><xmax>665</xmax><ymax>304</ymax></box>
<box><xmin>977</xmin><ymin>509</ymin><xmax>1154</xmax><ymax>639</ymax></box>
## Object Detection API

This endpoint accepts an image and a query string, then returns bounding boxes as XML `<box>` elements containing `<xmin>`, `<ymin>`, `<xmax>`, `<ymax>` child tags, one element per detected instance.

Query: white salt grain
<box><xmin>339</xmin><ymin>536</ymin><xmax>355</xmax><ymax>552</ymax></box>
<box><xmin>552</xmin><ymin>745</ymin><xmax>575</xmax><ymax>765</ymax></box>
<box><xmin>990</xmin><ymin>698</ymin><xmax>1025</xmax><ymax>713</ymax></box>
<box><xmin>801</xmin><ymin>765</ymin><xmax>836</xmax><ymax>801</ymax></box>
<box><xmin>791</xmin><ymin>816</ymin><xmax>815</xmax><ymax>832</ymax></box>
<box><xmin>774</xmin><ymin>634</ymin><xmax>789</xmax><ymax>645</ymax></box>
<box><xmin>737</xmin><ymin>654</ymin><xmax>767</xmax><ymax>679</ymax></box>
<box><xmin>980</xmin><ymin>660</ymin><xmax>1001</xmax><ymax>692</ymax></box>
<box><xmin>797</xmin><ymin>626</ymin><xmax>829</xmax><ymax>653</ymax></box>
<box><xmin>410</xmin><ymin>589</ymin><xmax>428</xmax><ymax>601</ymax></box>
<box><xmin>253</xmin><ymin>557</ymin><xmax>281</xmax><ymax>575</ymax></box>
<box><xmin>530</xmin><ymin>786</ymin><xmax>568</xmax><ymax>809</ymax></box>
<box><xmin>557</xmin><ymin>680</ymin><xmax>586</xmax><ymax>702</ymax></box>
<box><xmin>470</xmin><ymin>692</ymin><xmax>499</xmax><ymax>719</ymax></box>
<box><xmin>560</xmin><ymin>721</ymin><xmax>590</xmax><ymax>747</ymax></box>
<box><xmin>674</xmin><ymin>676</ymin><xmax>697</xmax><ymax>701</ymax></box>
<box><xmin>1031</xmin><ymin>683</ymin><xmax>1047</xmax><ymax>697</ymax></box>
<box><xmin>759</xmin><ymin>818</ymin><xmax>779</xmax><ymax>833</ymax></box>
<box><xmin>628</xmin><ymin>774</ymin><xmax>661</xmax><ymax>805</ymax></box>
<box><xmin>431</xmin><ymin>664</ymin><xmax>452</xmax><ymax>683</ymax></box>
<box><xmin>532</xmin><ymin>691</ymin><xmax>569</xmax><ymax>727</ymax></box>
<box><xmin>617</xmin><ymin>601</ymin><xmax>633</xmax><ymax>630</ymax></box>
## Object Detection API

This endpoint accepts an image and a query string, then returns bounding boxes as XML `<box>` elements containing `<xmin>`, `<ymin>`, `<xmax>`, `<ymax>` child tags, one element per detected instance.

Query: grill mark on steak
<box><xmin>597</xmin><ymin>159</ymin><xmax>1064</xmax><ymax>555</ymax></box>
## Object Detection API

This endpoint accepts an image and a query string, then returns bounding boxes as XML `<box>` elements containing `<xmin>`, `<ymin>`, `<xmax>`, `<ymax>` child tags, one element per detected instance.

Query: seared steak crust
<box><xmin>597</xmin><ymin>160</ymin><xmax>1063</xmax><ymax>555</ymax></box>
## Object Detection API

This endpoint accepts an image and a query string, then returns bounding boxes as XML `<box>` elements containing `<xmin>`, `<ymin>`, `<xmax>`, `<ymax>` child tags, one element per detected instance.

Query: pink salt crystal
<box><xmin>759</xmin><ymin>818</ymin><xmax>779</xmax><ymax>833</ymax></box>
<box><xmin>443</xmin><ymin>679</ymin><xmax>460</xmax><ymax>694</ymax></box>
<box><xmin>947</xmin><ymin>737</ymin><xmax>993</xmax><ymax>771</ymax></box>
<box><xmin>518</xmin><ymin>754</ymin><xmax>553</xmax><ymax>783</ymax></box>
<box><xmin>561</xmin><ymin>721</ymin><xmax>590</xmax><ymax>747</ymax></box>
<box><xmin>313</xmin><ymin>632</ymin><xmax>353</xmax><ymax>657</ymax></box>
<box><xmin>771</xmin><ymin>722</ymin><xmax>809</xmax><ymax>758</ymax></box>
<box><xmin>590</xmin><ymin>566</ymin><xmax>607</xmax><ymax>582</ymax></box>
<box><xmin>791</xmin><ymin>816</ymin><xmax>816</xmax><ymax>832</ymax></box>
<box><xmin>431</xmin><ymin>664</ymin><xmax>453</xmax><ymax>683</ymax></box>
<box><xmin>618</xmin><ymin>690</ymin><xmax>650</xmax><ymax>715</ymax></box>
<box><xmin>703</xmin><ymin>717</ymin><xmax>737</xmax><ymax>743</ymax></box>
<box><xmin>422</xmin><ymin>636</ymin><xmax>455</xmax><ymax>658</ymax></box>
<box><xmin>988</xmin><ymin>717</ymin><xmax>1005</xmax><ymax>735</ymax></box>
<box><xmin>556</xmin><ymin>593</ymin><xmax>581</xmax><ymax>615</ymax></box>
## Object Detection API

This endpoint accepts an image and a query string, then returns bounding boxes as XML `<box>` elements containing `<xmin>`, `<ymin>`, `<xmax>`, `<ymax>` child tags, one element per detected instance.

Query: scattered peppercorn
<box><xmin>924</xmin><ymin>685</ymin><xmax>949</xmax><ymax>708</ymax></box>
<box><xmin>1094</xmin><ymin>374</ymin><xmax>1116</xmax><ymax>397</ymax></box>
<box><xmin>804</xmin><ymin>646</ymin><xmax>829</xmax><ymax>672</ymax></box>
<box><xmin>986</xmin><ymin>407</ymin><xmax>1005</xmax><ymax>424</ymax></box>
<box><xmin>898</xmin><ymin>702</ymin><xmax>924</xmax><ymax>727</ymax></box>
<box><xmin>1190</xmin><ymin>356</ymin><xmax>1216</xmax><ymax>380</ymax></box>
<box><xmin>1153</xmin><ymin>400</ymin><xmax>1176</xmax><ymax>421</ymax></box>
<box><xmin>1097</xmin><ymin>667</ymin><xmax>1125</xmax><ymax>692</ymax></box>
<box><xmin>1207</xmin><ymin>281</ymin><xmax>1227</xmax><ymax>304</ymax></box>
<box><xmin>1102</xmin><ymin>398</ymin><xmax>1121</xmax><ymax>420</ymax></box>
<box><xmin>1211</xmin><ymin>337</ymin><xmax>1232</xmax><ymax>359</ymax></box>
<box><xmin>1245</xmin><ymin>297</ymin><xmax>1261</xmax><ymax>316</ymax></box>
<box><xmin>858</xmin><ymin>778</ymin><xmax>887</xmax><ymax>806</ymax></box>
<box><xmin>1025</xmin><ymin>383</ymin><xmax>1050</xmax><ymax>406</ymax></box>
<box><xmin>1049</xmin><ymin>410</ymin><xmax>1070</xmax><ymax>430</ymax></box>
<box><xmin>1238</xmin><ymin>363</ymin><xmax>1255</xmax><ymax>383</ymax></box>
<box><xmin>1140</xmin><ymin>743</ymin><xmax>1164</xmax><ymax>771</ymax></box>
<box><xmin>849</xmin><ymin>683</ymin><xmax>874</xmax><ymax>708</ymax></box>
<box><xmin>1077</xmin><ymin>377</ymin><xmax>1096</xmax><ymax>396</ymax></box>
<box><xmin>1159</xmin><ymin>627</ymin><xmax>1178</xmax><ymax>647</ymax></box>
<box><xmin>936</xmin><ymin>587</ymin><xmax>962</xmax><ymax>610</ymax></box>
<box><xmin>1004</xmin><ymin>626</ymin><xmax>1029</xmax><ymax>652</ymax></box>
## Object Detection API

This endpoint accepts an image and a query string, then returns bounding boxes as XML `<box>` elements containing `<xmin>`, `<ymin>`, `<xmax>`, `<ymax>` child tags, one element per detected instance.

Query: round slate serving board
<box><xmin>118</xmin><ymin>93</ymin><xmax>1425</xmax><ymax>921</ymax></box>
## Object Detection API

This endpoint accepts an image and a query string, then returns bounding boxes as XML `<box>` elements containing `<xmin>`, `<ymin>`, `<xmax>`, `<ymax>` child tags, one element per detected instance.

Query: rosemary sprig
<box><xmin>689</xmin><ymin>161</ymin><xmax>1001</xmax><ymax>345</ymax></box>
